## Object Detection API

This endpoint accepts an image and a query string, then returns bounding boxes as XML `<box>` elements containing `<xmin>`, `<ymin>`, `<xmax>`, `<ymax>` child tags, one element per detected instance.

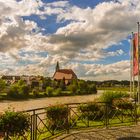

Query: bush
<box><xmin>32</xmin><ymin>88</ymin><xmax>40</xmax><ymax>97</ymax></box>
<box><xmin>0</xmin><ymin>110</ymin><xmax>30</xmax><ymax>137</ymax></box>
<box><xmin>100</xmin><ymin>91</ymin><xmax>129</xmax><ymax>104</ymax></box>
<box><xmin>18</xmin><ymin>85</ymin><xmax>30</xmax><ymax>96</ymax></box>
<box><xmin>46</xmin><ymin>86</ymin><xmax>54</xmax><ymax>96</ymax></box>
<box><xmin>46</xmin><ymin>105</ymin><xmax>68</xmax><ymax>130</ymax></box>
<box><xmin>113</xmin><ymin>99</ymin><xmax>134</xmax><ymax>110</ymax></box>
<box><xmin>7</xmin><ymin>85</ymin><xmax>19</xmax><ymax>98</ymax></box>
<box><xmin>67</xmin><ymin>84</ymin><xmax>77</xmax><ymax>94</ymax></box>
<box><xmin>52</xmin><ymin>88</ymin><xmax>62</xmax><ymax>96</ymax></box>
<box><xmin>78</xmin><ymin>102</ymin><xmax>104</xmax><ymax>120</ymax></box>
<box><xmin>88</xmin><ymin>84</ymin><xmax>97</xmax><ymax>94</ymax></box>
<box><xmin>7</xmin><ymin>83</ymin><xmax>30</xmax><ymax>99</ymax></box>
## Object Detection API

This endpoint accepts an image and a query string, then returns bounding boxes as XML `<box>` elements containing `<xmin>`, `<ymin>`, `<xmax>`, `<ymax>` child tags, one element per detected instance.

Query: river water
<box><xmin>0</xmin><ymin>91</ymin><xmax>103</xmax><ymax>112</ymax></box>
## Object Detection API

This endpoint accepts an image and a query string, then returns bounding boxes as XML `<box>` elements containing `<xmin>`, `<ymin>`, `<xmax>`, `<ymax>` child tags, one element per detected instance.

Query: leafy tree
<box><xmin>32</xmin><ymin>88</ymin><xmax>40</xmax><ymax>97</ymax></box>
<box><xmin>78</xmin><ymin>80</ymin><xmax>88</xmax><ymax>94</ymax></box>
<box><xmin>42</xmin><ymin>77</ymin><xmax>52</xmax><ymax>90</ymax></box>
<box><xmin>46</xmin><ymin>86</ymin><xmax>54</xmax><ymax>96</ymax></box>
<box><xmin>51</xmin><ymin>80</ymin><xmax>58</xmax><ymax>89</ymax></box>
<box><xmin>67</xmin><ymin>84</ymin><xmax>77</xmax><ymax>94</ymax></box>
<box><xmin>88</xmin><ymin>84</ymin><xmax>97</xmax><ymax>94</ymax></box>
<box><xmin>7</xmin><ymin>84</ymin><xmax>19</xmax><ymax>98</ymax></box>
<box><xmin>18</xmin><ymin>85</ymin><xmax>30</xmax><ymax>96</ymax></box>
<box><xmin>0</xmin><ymin>79</ymin><xmax>6</xmax><ymax>93</ymax></box>
<box><xmin>18</xmin><ymin>80</ymin><xmax>26</xmax><ymax>86</ymax></box>
<box><xmin>59</xmin><ymin>79</ymin><xmax>65</xmax><ymax>90</ymax></box>
<box><xmin>7</xmin><ymin>80</ymin><xmax>30</xmax><ymax>98</ymax></box>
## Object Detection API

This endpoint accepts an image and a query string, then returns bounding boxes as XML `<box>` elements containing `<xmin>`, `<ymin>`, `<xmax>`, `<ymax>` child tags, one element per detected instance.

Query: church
<box><xmin>52</xmin><ymin>62</ymin><xmax>77</xmax><ymax>85</ymax></box>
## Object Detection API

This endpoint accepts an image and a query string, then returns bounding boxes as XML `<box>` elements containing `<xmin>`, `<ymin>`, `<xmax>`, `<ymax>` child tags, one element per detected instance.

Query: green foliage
<box><xmin>7</xmin><ymin>81</ymin><xmax>30</xmax><ymax>98</ymax></box>
<box><xmin>88</xmin><ymin>84</ymin><xmax>97</xmax><ymax>94</ymax></box>
<box><xmin>67</xmin><ymin>84</ymin><xmax>77</xmax><ymax>94</ymax></box>
<box><xmin>46</xmin><ymin>86</ymin><xmax>54</xmax><ymax>96</ymax></box>
<box><xmin>42</xmin><ymin>78</ymin><xmax>52</xmax><ymax>90</ymax></box>
<box><xmin>59</xmin><ymin>79</ymin><xmax>65</xmax><ymax>90</ymax></box>
<box><xmin>18</xmin><ymin>80</ymin><xmax>25</xmax><ymax>86</ymax></box>
<box><xmin>32</xmin><ymin>88</ymin><xmax>40</xmax><ymax>97</ymax></box>
<box><xmin>78</xmin><ymin>102</ymin><xmax>104</xmax><ymax>120</ymax></box>
<box><xmin>100</xmin><ymin>91</ymin><xmax>129</xmax><ymax>104</ymax></box>
<box><xmin>7</xmin><ymin>84</ymin><xmax>19</xmax><ymax>98</ymax></box>
<box><xmin>53</xmin><ymin>88</ymin><xmax>62</xmax><ymax>96</ymax></box>
<box><xmin>0</xmin><ymin>79</ymin><xmax>6</xmax><ymax>92</ymax></box>
<box><xmin>51</xmin><ymin>81</ymin><xmax>58</xmax><ymax>89</ymax></box>
<box><xmin>46</xmin><ymin>105</ymin><xmax>68</xmax><ymax>130</ymax></box>
<box><xmin>18</xmin><ymin>85</ymin><xmax>30</xmax><ymax>96</ymax></box>
<box><xmin>113</xmin><ymin>99</ymin><xmax>134</xmax><ymax>110</ymax></box>
<box><xmin>78</xmin><ymin>80</ymin><xmax>88</xmax><ymax>92</ymax></box>
<box><xmin>0</xmin><ymin>110</ymin><xmax>30</xmax><ymax>137</ymax></box>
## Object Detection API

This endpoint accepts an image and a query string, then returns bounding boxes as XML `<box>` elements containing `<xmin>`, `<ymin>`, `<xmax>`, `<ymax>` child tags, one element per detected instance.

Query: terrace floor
<box><xmin>55</xmin><ymin>125</ymin><xmax>140</xmax><ymax>140</ymax></box>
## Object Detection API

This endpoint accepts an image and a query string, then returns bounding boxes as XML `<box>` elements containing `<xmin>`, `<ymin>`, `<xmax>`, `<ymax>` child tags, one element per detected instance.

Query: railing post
<box><xmin>66</xmin><ymin>104</ymin><xmax>69</xmax><ymax>134</ymax></box>
<box><xmin>105</xmin><ymin>102</ymin><xmax>109</xmax><ymax>128</ymax></box>
<box><xmin>31</xmin><ymin>110</ymin><xmax>37</xmax><ymax>140</ymax></box>
<box><xmin>134</xmin><ymin>101</ymin><xmax>138</xmax><ymax>124</ymax></box>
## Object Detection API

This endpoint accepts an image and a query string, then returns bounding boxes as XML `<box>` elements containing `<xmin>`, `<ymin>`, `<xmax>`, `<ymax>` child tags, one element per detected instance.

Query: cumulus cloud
<box><xmin>67</xmin><ymin>60</ymin><xmax>130</xmax><ymax>80</ymax></box>
<box><xmin>0</xmin><ymin>0</ymin><xmax>138</xmax><ymax>80</ymax></box>
<box><xmin>39</xmin><ymin>0</ymin><xmax>140</xmax><ymax>63</ymax></box>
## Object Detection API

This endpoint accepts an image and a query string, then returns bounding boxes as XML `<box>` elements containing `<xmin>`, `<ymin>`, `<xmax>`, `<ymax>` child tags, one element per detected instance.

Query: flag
<box><xmin>133</xmin><ymin>33</ymin><xmax>139</xmax><ymax>76</ymax></box>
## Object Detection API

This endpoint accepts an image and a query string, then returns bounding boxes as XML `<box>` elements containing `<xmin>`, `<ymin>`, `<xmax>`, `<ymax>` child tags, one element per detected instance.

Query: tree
<box><xmin>59</xmin><ymin>79</ymin><xmax>65</xmax><ymax>90</ymax></box>
<box><xmin>88</xmin><ymin>84</ymin><xmax>97</xmax><ymax>94</ymax></box>
<box><xmin>18</xmin><ymin>80</ymin><xmax>26</xmax><ymax>86</ymax></box>
<box><xmin>46</xmin><ymin>86</ymin><xmax>54</xmax><ymax>96</ymax></box>
<box><xmin>78</xmin><ymin>80</ymin><xmax>88</xmax><ymax>94</ymax></box>
<box><xmin>0</xmin><ymin>79</ymin><xmax>6</xmax><ymax>93</ymax></box>
<box><xmin>18</xmin><ymin>85</ymin><xmax>30</xmax><ymax>96</ymax></box>
<box><xmin>67</xmin><ymin>84</ymin><xmax>77</xmax><ymax>94</ymax></box>
<box><xmin>7</xmin><ymin>84</ymin><xmax>19</xmax><ymax>98</ymax></box>
<box><xmin>42</xmin><ymin>77</ymin><xmax>52</xmax><ymax>90</ymax></box>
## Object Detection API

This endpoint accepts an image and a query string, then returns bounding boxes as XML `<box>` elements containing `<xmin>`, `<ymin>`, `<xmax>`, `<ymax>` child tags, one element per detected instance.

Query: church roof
<box><xmin>53</xmin><ymin>69</ymin><xmax>77</xmax><ymax>80</ymax></box>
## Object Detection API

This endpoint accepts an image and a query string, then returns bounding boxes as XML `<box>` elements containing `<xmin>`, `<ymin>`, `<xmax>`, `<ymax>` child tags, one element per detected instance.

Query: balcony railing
<box><xmin>4</xmin><ymin>101</ymin><xmax>139</xmax><ymax>140</ymax></box>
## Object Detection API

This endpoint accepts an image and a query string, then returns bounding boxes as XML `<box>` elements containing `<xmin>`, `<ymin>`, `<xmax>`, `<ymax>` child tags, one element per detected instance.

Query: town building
<box><xmin>52</xmin><ymin>62</ymin><xmax>77</xmax><ymax>85</ymax></box>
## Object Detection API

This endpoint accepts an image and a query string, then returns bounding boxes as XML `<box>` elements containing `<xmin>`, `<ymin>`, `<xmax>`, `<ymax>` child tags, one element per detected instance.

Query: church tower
<box><xmin>56</xmin><ymin>61</ymin><xmax>60</xmax><ymax>72</ymax></box>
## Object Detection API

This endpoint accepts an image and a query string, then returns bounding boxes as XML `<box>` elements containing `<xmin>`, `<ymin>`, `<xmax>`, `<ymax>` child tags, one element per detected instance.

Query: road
<box><xmin>0</xmin><ymin>90</ymin><xmax>103</xmax><ymax>112</ymax></box>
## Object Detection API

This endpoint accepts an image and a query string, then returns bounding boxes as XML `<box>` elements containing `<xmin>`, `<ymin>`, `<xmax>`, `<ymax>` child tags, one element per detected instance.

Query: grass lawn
<box><xmin>97</xmin><ymin>87</ymin><xmax>130</xmax><ymax>91</ymax></box>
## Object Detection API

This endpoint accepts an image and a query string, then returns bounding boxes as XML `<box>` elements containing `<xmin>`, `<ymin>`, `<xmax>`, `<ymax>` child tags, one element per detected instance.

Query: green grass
<box><xmin>97</xmin><ymin>87</ymin><xmax>130</xmax><ymax>91</ymax></box>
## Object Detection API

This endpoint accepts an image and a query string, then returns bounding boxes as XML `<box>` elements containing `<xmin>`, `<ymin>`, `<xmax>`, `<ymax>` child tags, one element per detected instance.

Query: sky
<box><xmin>0</xmin><ymin>0</ymin><xmax>140</xmax><ymax>81</ymax></box>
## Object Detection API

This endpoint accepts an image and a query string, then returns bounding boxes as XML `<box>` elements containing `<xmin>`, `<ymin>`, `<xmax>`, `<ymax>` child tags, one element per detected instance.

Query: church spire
<box><xmin>56</xmin><ymin>61</ymin><xmax>60</xmax><ymax>72</ymax></box>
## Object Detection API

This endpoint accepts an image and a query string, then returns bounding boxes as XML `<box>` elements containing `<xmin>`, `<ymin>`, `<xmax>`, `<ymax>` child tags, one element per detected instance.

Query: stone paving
<box><xmin>54</xmin><ymin>125</ymin><xmax>140</xmax><ymax>140</ymax></box>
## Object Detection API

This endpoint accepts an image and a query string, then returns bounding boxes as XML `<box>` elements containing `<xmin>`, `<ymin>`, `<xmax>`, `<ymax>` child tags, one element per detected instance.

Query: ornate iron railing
<box><xmin>5</xmin><ymin>101</ymin><xmax>139</xmax><ymax>140</ymax></box>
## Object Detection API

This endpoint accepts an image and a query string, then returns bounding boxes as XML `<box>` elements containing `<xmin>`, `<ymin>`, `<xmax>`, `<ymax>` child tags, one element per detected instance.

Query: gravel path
<box><xmin>55</xmin><ymin>125</ymin><xmax>140</xmax><ymax>140</ymax></box>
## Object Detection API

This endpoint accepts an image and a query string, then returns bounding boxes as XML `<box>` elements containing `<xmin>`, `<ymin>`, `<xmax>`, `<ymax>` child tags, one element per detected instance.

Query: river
<box><xmin>0</xmin><ymin>91</ymin><xmax>103</xmax><ymax>112</ymax></box>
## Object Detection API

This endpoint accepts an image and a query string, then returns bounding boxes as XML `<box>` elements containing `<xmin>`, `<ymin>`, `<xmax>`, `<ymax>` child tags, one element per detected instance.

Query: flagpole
<box><xmin>137</xmin><ymin>22</ymin><xmax>140</xmax><ymax>103</ymax></box>
<box><xmin>130</xmin><ymin>32</ymin><xmax>133</xmax><ymax>97</ymax></box>
<box><xmin>132</xmin><ymin>32</ymin><xmax>135</xmax><ymax>100</ymax></box>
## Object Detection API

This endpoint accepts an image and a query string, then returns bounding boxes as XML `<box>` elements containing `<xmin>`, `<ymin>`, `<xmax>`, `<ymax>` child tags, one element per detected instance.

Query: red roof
<box><xmin>53</xmin><ymin>69</ymin><xmax>77</xmax><ymax>80</ymax></box>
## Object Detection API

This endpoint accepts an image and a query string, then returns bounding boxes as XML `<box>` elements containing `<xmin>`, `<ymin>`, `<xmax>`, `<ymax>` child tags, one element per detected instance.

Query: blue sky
<box><xmin>0</xmin><ymin>0</ymin><xmax>139</xmax><ymax>80</ymax></box>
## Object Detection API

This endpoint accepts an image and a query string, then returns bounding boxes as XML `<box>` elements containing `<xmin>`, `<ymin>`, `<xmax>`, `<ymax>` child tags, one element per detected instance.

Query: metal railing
<box><xmin>6</xmin><ymin>101</ymin><xmax>139</xmax><ymax>140</ymax></box>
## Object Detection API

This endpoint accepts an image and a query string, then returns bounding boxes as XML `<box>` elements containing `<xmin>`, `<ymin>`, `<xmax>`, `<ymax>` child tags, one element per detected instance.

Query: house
<box><xmin>52</xmin><ymin>62</ymin><xmax>77</xmax><ymax>85</ymax></box>
<box><xmin>1</xmin><ymin>75</ymin><xmax>21</xmax><ymax>85</ymax></box>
